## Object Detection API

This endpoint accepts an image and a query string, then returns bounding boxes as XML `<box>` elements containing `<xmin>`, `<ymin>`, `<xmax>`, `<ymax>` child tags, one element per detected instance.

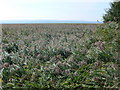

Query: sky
<box><xmin>0</xmin><ymin>0</ymin><xmax>113</xmax><ymax>21</ymax></box>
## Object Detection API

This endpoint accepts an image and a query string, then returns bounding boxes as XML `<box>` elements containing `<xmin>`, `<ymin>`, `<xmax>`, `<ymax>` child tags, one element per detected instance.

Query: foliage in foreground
<box><xmin>1</xmin><ymin>23</ymin><xmax>120</xmax><ymax>89</ymax></box>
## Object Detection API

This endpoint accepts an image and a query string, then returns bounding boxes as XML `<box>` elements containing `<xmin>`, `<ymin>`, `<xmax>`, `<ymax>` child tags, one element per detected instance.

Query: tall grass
<box><xmin>1</xmin><ymin>23</ymin><xmax>120</xmax><ymax>89</ymax></box>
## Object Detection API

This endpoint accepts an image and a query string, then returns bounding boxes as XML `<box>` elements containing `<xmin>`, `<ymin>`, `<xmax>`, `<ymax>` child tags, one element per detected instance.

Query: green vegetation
<box><xmin>103</xmin><ymin>1</ymin><xmax>120</xmax><ymax>24</ymax></box>
<box><xmin>1</xmin><ymin>23</ymin><xmax>120</xmax><ymax>89</ymax></box>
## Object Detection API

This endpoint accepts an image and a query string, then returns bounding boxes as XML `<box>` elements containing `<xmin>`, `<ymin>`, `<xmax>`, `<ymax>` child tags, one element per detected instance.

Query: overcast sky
<box><xmin>0</xmin><ymin>0</ymin><xmax>112</xmax><ymax>21</ymax></box>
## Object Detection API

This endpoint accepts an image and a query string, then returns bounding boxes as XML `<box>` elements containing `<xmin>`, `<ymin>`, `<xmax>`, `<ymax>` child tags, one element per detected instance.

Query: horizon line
<box><xmin>0</xmin><ymin>19</ymin><xmax>102</xmax><ymax>21</ymax></box>
<box><xmin>0</xmin><ymin>19</ymin><xmax>103</xmax><ymax>24</ymax></box>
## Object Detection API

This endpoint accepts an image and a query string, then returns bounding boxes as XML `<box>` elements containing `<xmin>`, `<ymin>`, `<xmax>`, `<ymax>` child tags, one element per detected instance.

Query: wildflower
<box><xmin>0</xmin><ymin>65</ymin><xmax>3</xmax><ymax>69</ymax></box>
<box><xmin>92</xmin><ymin>77</ymin><xmax>101</xmax><ymax>82</ymax></box>
<box><xmin>53</xmin><ymin>66</ymin><xmax>62</xmax><ymax>75</ymax></box>
<box><xmin>12</xmin><ymin>64</ymin><xmax>20</xmax><ymax>70</ymax></box>
<box><xmin>50</xmin><ymin>55</ymin><xmax>62</xmax><ymax>63</ymax></box>
<box><xmin>56</xmin><ymin>61</ymin><xmax>64</xmax><ymax>67</ymax></box>
<box><xmin>66</xmin><ymin>55</ymin><xmax>74</xmax><ymax>63</ymax></box>
<box><xmin>64</xmin><ymin>69</ymin><xmax>71</xmax><ymax>75</ymax></box>
<box><xmin>74</xmin><ymin>71</ymin><xmax>78</xmax><ymax>76</ymax></box>
<box><xmin>77</xmin><ymin>60</ymin><xmax>87</xmax><ymax>66</ymax></box>
<box><xmin>110</xmin><ymin>63</ymin><xmax>118</xmax><ymax>70</ymax></box>
<box><xmin>93</xmin><ymin>41</ymin><xmax>105</xmax><ymax>50</ymax></box>
<box><xmin>94</xmin><ymin>60</ymin><xmax>102</xmax><ymax>68</ymax></box>
<box><xmin>3</xmin><ymin>63</ymin><xmax>9</xmax><ymax>68</ymax></box>
<box><xmin>81</xmin><ymin>49</ymin><xmax>88</xmax><ymax>54</ymax></box>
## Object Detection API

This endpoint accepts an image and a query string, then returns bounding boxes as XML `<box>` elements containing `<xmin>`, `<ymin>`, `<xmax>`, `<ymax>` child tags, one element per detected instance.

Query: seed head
<box><xmin>3</xmin><ymin>63</ymin><xmax>9</xmax><ymax>68</ymax></box>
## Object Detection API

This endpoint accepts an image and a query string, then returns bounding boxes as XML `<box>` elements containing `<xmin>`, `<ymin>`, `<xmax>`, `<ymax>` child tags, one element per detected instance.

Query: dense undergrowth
<box><xmin>1</xmin><ymin>23</ymin><xmax>120</xmax><ymax>89</ymax></box>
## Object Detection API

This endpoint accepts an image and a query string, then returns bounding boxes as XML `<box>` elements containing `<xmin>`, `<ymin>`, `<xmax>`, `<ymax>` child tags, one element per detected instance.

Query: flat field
<box><xmin>1</xmin><ymin>23</ymin><xmax>119</xmax><ymax>88</ymax></box>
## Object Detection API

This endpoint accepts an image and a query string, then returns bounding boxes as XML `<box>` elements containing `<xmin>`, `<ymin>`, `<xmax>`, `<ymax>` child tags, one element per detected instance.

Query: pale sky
<box><xmin>0</xmin><ymin>0</ymin><xmax>112</xmax><ymax>21</ymax></box>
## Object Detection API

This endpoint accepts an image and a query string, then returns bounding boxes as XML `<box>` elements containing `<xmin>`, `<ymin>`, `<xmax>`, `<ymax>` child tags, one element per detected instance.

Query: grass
<box><xmin>1</xmin><ymin>23</ymin><xmax>120</xmax><ymax>89</ymax></box>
